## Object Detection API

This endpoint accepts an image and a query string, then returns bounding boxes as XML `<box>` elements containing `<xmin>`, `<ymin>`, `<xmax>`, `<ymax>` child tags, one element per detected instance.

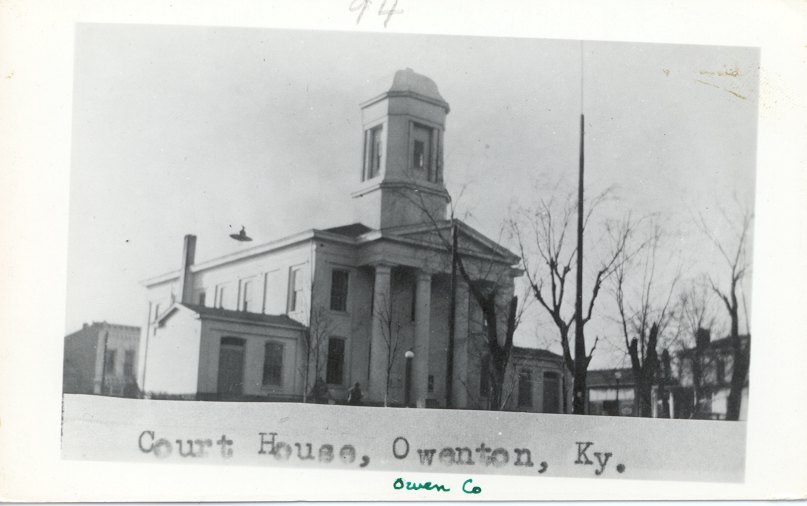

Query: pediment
<box><xmin>387</xmin><ymin>220</ymin><xmax>519</xmax><ymax>265</ymax></box>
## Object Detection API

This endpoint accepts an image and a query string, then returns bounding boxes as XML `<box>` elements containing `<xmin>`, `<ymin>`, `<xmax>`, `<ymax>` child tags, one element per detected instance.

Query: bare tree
<box><xmin>299</xmin><ymin>283</ymin><xmax>335</xmax><ymax>403</ymax></box>
<box><xmin>374</xmin><ymin>291</ymin><xmax>408</xmax><ymax>407</ymax></box>
<box><xmin>467</xmin><ymin>275</ymin><xmax>519</xmax><ymax>410</ymax></box>
<box><xmin>396</xmin><ymin>185</ymin><xmax>525</xmax><ymax>411</ymax></box>
<box><xmin>675</xmin><ymin>277</ymin><xmax>723</xmax><ymax>418</ymax></box>
<box><xmin>461</xmin><ymin>330</ymin><xmax>520</xmax><ymax>411</ymax></box>
<box><xmin>699</xmin><ymin>205</ymin><xmax>753</xmax><ymax>421</ymax></box>
<box><xmin>513</xmin><ymin>186</ymin><xmax>636</xmax><ymax>414</ymax></box>
<box><xmin>612</xmin><ymin>225</ymin><xmax>680</xmax><ymax>417</ymax></box>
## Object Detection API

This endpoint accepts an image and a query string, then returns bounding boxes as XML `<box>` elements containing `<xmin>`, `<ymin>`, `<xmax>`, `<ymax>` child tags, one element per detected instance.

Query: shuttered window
<box><xmin>326</xmin><ymin>337</ymin><xmax>346</xmax><ymax>385</ymax></box>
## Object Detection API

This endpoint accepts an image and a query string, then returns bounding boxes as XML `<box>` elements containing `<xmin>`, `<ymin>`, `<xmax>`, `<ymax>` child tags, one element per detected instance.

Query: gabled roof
<box><xmin>142</xmin><ymin>218</ymin><xmax>518</xmax><ymax>287</ymax></box>
<box><xmin>157</xmin><ymin>303</ymin><xmax>306</xmax><ymax>330</ymax></box>
<box><xmin>587</xmin><ymin>368</ymin><xmax>635</xmax><ymax>388</ymax></box>
<box><xmin>361</xmin><ymin>68</ymin><xmax>450</xmax><ymax>113</ymax></box>
<box><xmin>380</xmin><ymin>219</ymin><xmax>520</xmax><ymax>265</ymax></box>
<box><xmin>64</xmin><ymin>321</ymin><xmax>141</xmax><ymax>340</ymax></box>
<box><xmin>678</xmin><ymin>334</ymin><xmax>750</xmax><ymax>356</ymax></box>
<box><xmin>322</xmin><ymin>223</ymin><xmax>375</xmax><ymax>238</ymax></box>
<box><xmin>511</xmin><ymin>346</ymin><xmax>563</xmax><ymax>362</ymax></box>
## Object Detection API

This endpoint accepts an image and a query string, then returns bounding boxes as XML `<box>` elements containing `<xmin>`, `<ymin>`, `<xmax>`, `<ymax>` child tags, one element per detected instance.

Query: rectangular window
<box><xmin>363</xmin><ymin>125</ymin><xmax>383</xmax><ymax>180</ymax></box>
<box><xmin>469</xmin><ymin>295</ymin><xmax>488</xmax><ymax>332</ymax></box>
<box><xmin>413</xmin><ymin>140</ymin><xmax>426</xmax><ymax>168</ymax></box>
<box><xmin>241</xmin><ymin>279</ymin><xmax>255</xmax><ymax>312</ymax></box>
<box><xmin>428</xmin><ymin>374</ymin><xmax>434</xmax><ymax>393</ymax></box>
<box><xmin>262</xmin><ymin>342</ymin><xmax>284</xmax><ymax>386</ymax></box>
<box><xmin>289</xmin><ymin>267</ymin><xmax>304</xmax><ymax>312</ymax></box>
<box><xmin>198</xmin><ymin>291</ymin><xmax>206</xmax><ymax>306</ymax></box>
<box><xmin>216</xmin><ymin>286</ymin><xmax>227</xmax><ymax>309</ymax></box>
<box><xmin>326</xmin><ymin>337</ymin><xmax>346</xmax><ymax>385</ymax></box>
<box><xmin>518</xmin><ymin>369</ymin><xmax>533</xmax><ymax>407</ymax></box>
<box><xmin>716</xmin><ymin>357</ymin><xmax>726</xmax><ymax>385</ymax></box>
<box><xmin>723</xmin><ymin>354</ymin><xmax>734</xmax><ymax>383</ymax></box>
<box><xmin>123</xmin><ymin>350</ymin><xmax>135</xmax><ymax>377</ymax></box>
<box><xmin>412</xmin><ymin>123</ymin><xmax>433</xmax><ymax>174</ymax></box>
<box><xmin>479</xmin><ymin>354</ymin><xmax>490</xmax><ymax>397</ymax></box>
<box><xmin>104</xmin><ymin>350</ymin><xmax>117</xmax><ymax>376</ymax></box>
<box><xmin>330</xmin><ymin>269</ymin><xmax>349</xmax><ymax>312</ymax></box>
<box><xmin>435</xmin><ymin>131</ymin><xmax>443</xmax><ymax>183</ymax></box>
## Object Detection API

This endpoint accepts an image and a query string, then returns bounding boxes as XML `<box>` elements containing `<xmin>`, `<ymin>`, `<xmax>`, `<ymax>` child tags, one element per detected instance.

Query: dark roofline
<box><xmin>322</xmin><ymin>223</ymin><xmax>374</xmax><ymax>238</ymax></box>
<box><xmin>586</xmin><ymin>367</ymin><xmax>635</xmax><ymax>387</ymax></box>
<box><xmin>678</xmin><ymin>334</ymin><xmax>750</xmax><ymax>355</ymax></box>
<box><xmin>178</xmin><ymin>303</ymin><xmax>306</xmax><ymax>330</ymax></box>
<box><xmin>511</xmin><ymin>346</ymin><xmax>563</xmax><ymax>361</ymax></box>
<box><xmin>65</xmin><ymin>321</ymin><xmax>141</xmax><ymax>338</ymax></box>
<box><xmin>708</xmin><ymin>334</ymin><xmax>750</xmax><ymax>346</ymax></box>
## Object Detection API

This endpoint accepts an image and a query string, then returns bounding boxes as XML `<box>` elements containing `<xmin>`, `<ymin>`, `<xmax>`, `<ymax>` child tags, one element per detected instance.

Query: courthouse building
<box><xmin>137</xmin><ymin>69</ymin><xmax>565</xmax><ymax>411</ymax></box>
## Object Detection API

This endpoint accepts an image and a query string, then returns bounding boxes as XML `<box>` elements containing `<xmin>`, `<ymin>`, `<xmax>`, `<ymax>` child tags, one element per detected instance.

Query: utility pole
<box><xmin>573</xmin><ymin>113</ymin><xmax>586</xmax><ymax>415</ymax></box>
<box><xmin>445</xmin><ymin>219</ymin><xmax>458</xmax><ymax>408</ymax></box>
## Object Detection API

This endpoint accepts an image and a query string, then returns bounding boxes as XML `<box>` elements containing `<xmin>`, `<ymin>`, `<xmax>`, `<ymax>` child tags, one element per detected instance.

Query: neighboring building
<box><xmin>586</xmin><ymin>331</ymin><xmax>750</xmax><ymax>420</ymax></box>
<box><xmin>585</xmin><ymin>367</ymin><xmax>636</xmax><ymax>417</ymax></box>
<box><xmin>137</xmin><ymin>68</ymin><xmax>565</xmax><ymax>409</ymax></box>
<box><xmin>504</xmin><ymin>346</ymin><xmax>566</xmax><ymax>414</ymax></box>
<box><xmin>586</xmin><ymin>366</ymin><xmax>677</xmax><ymax>418</ymax></box>
<box><xmin>674</xmin><ymin>329</ymin><xmax>750</xmax><ymax>420</ymax></box>
<box><xmin>63</xmin><ymin>322</ymin><xmax>140</xmax><ymax>397</ymax></box>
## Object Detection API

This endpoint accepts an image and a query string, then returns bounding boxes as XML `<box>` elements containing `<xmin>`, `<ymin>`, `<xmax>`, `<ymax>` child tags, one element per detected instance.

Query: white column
<box><xmin>413</xmin><ymin>270</ymin><xmax>432</xmax><ymax>408</ymax></box>
<box><xmin>452</xmin><ymin>280</ymin><xmax>470</xmax><ymax>407</ymax></box>
<box><xmin>368</xmin><ymin>264</ymin><xmax>392</xmax><ymax>403</ymax></box>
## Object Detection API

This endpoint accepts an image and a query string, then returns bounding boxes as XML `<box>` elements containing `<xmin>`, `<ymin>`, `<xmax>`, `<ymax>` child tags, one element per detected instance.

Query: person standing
<box><xmin>310</xmin><ymin>377</ymin><xmax>331</xmax><ymax>404</ymax></box>
<box><xmin>347</xmin><ymin>382</ymin><xmax>363</xmax><ymax>405</ymax></box>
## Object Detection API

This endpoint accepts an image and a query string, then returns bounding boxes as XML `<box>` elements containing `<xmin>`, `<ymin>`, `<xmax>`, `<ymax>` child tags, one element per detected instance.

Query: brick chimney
<box><xmin>178</xmin><ymin>234</ymin><xmax>197</xmax><ymax>304</ymax></box>
<box><xmin>696</xmin><ymin>327</ymin><xmax>711</xmax><ymax>349</ymax></box>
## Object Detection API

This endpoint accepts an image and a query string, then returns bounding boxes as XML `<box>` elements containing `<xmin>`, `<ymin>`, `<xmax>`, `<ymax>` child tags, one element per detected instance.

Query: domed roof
<box><xmin>388</xmin><ymin>68</ymin><xmax>445</xmax><ymax>102</ymax></box>
<box><xmin>361</xmin><ymin>68</ymin><xmax>449</xmax><ymax>111</ymax></box>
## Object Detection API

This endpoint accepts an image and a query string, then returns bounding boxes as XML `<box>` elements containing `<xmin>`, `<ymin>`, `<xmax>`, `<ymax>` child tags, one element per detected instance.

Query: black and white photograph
<box><xmin>2</xmin><ymin>0</ymin><xmax>806</xmax><ymax>502</ymax></box>
<box><xmin>60</xmin><ymin>23</ymin><xmax>756</xmax><ymax>476</ymax></box>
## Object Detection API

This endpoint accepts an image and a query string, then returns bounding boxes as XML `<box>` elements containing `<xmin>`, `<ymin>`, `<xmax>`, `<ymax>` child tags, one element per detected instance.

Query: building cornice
<box><xmin>141</xmin><ymin>270</ymin><xmax>181</xmax><ymax>287</ymax></box>
<box><xmin>363</xmin><ymin>231</ymin><xmax>518</xmax><ymax>268</ymax></box>
<box><xmin>196</xmin><ymin>313</ymin><xmax>305</xmax><ymax>331</ymax></box>
<box><xmin>141</xmin><ymin>229</ymin><xmax>361</xmax><ymax>286</ymax></box>
<box><xmin>157</xmin><ymin>302</ymin><xmax>306</xmax><ymax>332</ymax></box>
<box><xmin>360</xmin><ymin>90</ymin><xmax>450</xmax><ymax>113</ymax></box>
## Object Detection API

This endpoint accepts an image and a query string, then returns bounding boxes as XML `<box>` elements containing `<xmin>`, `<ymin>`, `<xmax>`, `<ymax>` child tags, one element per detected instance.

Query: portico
<box><xmin>367</xmin><ymin>263</ymin><xmax>433</xmax><ymax>407</ymax></box>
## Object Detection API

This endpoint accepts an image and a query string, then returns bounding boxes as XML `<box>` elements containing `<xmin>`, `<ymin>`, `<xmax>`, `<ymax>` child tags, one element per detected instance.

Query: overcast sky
<box><xmin>66</xmin><ymin>25</ymin><xmax>758</xmax><ymax>368</ymax></box>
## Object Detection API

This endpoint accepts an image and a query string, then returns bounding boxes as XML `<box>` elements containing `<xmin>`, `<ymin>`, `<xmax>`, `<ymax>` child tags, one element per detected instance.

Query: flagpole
<box><xmin>573</xmin><ymin>41</ymin><xmax>586</xmax><ymax>415</ymax></box>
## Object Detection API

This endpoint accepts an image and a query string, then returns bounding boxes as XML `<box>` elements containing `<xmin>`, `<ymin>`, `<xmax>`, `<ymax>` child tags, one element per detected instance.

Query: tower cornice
<box><xmin>350</xmin><ymin>178</ymin><xmax>450</xmax><ymax>201</ymax></box>
<box><xmin>360</xmin><ymin>90</ymin><xmax>450</xmax><ymax>113</ymax></box>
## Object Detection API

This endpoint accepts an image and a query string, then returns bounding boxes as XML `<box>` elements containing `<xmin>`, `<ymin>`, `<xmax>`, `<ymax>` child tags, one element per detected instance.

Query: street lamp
<box><xmin>614</xmin><ymin>370</ymin><xmax>622</xmax><ymax>417</ymax></box>
<box><xmin>404</xmin><ymin>350</ymin><xmax>415</xmax><ymax>408</ymax></box>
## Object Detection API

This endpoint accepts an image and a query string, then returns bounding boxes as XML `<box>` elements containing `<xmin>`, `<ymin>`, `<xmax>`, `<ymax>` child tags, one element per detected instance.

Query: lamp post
<box><xmin>614</xmin><ymin>370</ymin><xmax>622</xmax><ymax>416</ymax></box>
<box><xmin>404</xmin><ymin>350</ymin><xmax>414</xmax><ymax>408</ymax></box>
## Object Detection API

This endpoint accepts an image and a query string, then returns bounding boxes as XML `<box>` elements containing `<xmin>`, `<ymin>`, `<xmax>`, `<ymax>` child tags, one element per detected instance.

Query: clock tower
<box><xmin>352</xmin><ymin>68</ymin><xmax>451</xmax><ymax>230</ymax></box>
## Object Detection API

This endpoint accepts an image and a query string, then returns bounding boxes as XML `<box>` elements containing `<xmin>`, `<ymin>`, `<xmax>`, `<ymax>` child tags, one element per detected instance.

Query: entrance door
<box><xmin>217</xmin><ymin>337</ymin><xmax>245</xmax><ymax>398</ymax></box>
<box><xmin>542</xmin><ymin>371</ymin><xmax>561</xmax><ymax>413</ymax></box>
